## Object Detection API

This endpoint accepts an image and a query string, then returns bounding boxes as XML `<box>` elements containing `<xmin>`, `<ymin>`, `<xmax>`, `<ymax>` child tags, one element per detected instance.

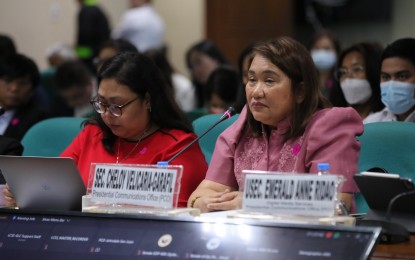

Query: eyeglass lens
<box><xmin>91</xmin><ymin>101</ymin><xmax>122</xmax><ymax>116</ymax></box>
<box><xmin>336</xmin><ymin>65</ymin><xmax>365</xmax><ymax>80</ymax></box>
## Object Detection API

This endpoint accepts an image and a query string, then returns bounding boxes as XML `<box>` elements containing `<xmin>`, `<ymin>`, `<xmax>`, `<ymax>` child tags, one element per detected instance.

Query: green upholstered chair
<box><xmin>192</xmin><ymin>113</ymin><xmax>239</xmax><ymax>165</ymax></box>
<box><xmin>355</xmin><ymin>121</ymin><xmax>415</xmax><ymax>213</ymax></box>
<box><xmin>21</xmin><ymin>117</ymin><xmax>86</xmax><ymax>157</ymax></box>
<box><xmin>186</xmin><ymin>108</ymin><xmax>208</xmax><ymax>122</ymax></box>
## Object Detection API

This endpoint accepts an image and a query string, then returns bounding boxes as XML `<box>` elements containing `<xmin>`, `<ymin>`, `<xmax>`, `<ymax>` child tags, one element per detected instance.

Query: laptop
<box><xmin>0</xmin><ymin>155</ymin><xmax>86</xmax><ymax>211</ymax></box>
<box><xmin>0</xmin><ymin>208</ymin><xmax>381</xmax><ymax>259</ymax></box>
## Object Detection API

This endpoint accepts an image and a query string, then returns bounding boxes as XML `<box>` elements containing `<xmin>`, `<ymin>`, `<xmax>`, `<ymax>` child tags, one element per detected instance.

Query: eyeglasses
<box><xmin>334</xmin><ymin>65</ymin><xmax>366</xmax><ymax>81</ymax></box>
<box><xmin>90</xmin><ymin>97</ymin><xmax>139</xmax><ymax>117</ymax></box>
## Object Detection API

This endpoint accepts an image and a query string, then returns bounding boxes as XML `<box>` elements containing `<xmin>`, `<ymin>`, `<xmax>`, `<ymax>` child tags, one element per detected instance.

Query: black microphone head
<box><xmin>219</xmin><ymin>107</ymin><xmax>236</xmax><ymax>121</ymax></box>
<box><xmin>0</xmin><ymin>106</ymin><xmax>5</xmax><ymax>116</ymax></box>
<box><xmin>226</xmin><ymin>107</ymin><xmax>236</xmax><ymax>117</ymax></box>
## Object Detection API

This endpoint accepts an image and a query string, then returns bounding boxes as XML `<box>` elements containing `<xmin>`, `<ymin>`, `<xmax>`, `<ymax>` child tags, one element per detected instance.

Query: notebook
<box><xmin>0</xmin><ymin>155</ymin><xmax>86</xmax><ymax>211</ymax></box>
<box><xmin>0</xmin><ymin>208</ymin><xmax>381</xmax><ymax>259</ymax></box>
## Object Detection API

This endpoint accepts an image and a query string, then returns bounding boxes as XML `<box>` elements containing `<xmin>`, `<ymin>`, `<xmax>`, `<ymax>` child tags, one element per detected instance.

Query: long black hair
<box><xmin>185</xmin><ymin>40</ymin><xmax>228</xmax><ymax>107</ymax></box>
<box><xmin>91</xmin><ymin>52</ymin><xmax>193</xmax><ymax>153</ymax></box>
<box><xmin>330</xmin><ymin>42</ymin><xmax>384</xmax><ymax>113</ymax></box>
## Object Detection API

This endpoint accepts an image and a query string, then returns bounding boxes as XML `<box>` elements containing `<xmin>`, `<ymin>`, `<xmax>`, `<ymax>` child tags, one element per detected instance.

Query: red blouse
<box><xmin>61</xmin><ymin>124</ymin><xmax>208</xmax><ymax>207</ymax></box>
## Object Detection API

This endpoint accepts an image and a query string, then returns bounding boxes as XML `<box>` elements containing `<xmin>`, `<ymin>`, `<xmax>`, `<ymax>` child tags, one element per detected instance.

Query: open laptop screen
<box><xmin>0</xmin><ymin>209</ymin><xmax>380</xmax><ymax>259</ymax></box>
<box><xmin>0</xmin><ymin>156</ymin><xmax>86</xmax><ymax>211</ymax></box>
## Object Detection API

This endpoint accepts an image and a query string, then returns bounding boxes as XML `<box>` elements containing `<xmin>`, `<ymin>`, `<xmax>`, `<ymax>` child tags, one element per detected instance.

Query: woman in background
<box><xmin>331</xmin><ymin>42</ymin><xmax>384</xmax><ymax>120</ymax></box>
<box><xmin>308</xmin><ymin>30</ymin><xmax>341</xmax><ymax>100</ymax></box>
<box><xmin>145</xmin><ymin>47</ymin><xmax>196</xmax><ymax>112</ymax></box>
<box><xmin>186</xmin><ymin>40</ymin><xmax>228</xmax><ymax>108</ymax></box>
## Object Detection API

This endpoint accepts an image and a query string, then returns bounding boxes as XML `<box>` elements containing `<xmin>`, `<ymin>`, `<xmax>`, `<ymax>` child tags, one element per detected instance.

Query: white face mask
<box><xmin>340</xmin><ymin>78</ymin><xmax>372</xmax><ymax>105</ymax></box>
<box><xmin>311</xmin><ymin>49</ymin><xmax>337</xmax><ymax>71</ymax></box>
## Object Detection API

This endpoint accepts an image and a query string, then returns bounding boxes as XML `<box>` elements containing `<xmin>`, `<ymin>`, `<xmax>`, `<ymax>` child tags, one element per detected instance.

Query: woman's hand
<box><xmin>194</xmin><ymin>190</ymin><xmax>241</xmax><ymax>213</ymax></box>
<box><xmin>3</xmin><ymin>184</ymin><xmax>17</xmax><ymax>208</ymax></box>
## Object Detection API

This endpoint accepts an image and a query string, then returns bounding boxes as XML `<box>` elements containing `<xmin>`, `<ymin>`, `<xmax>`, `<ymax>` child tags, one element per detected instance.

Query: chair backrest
<box><xmin>21</xmin><ymin>117</ymin><xmax>86</xmax><ymax>157</ymax></box>
<box><xmin>192</xmin><ymin>113</ymin><xmax>239</xmax><ymax>165</ymax></box>
<box><xmin>186</xmin><ymin>107</ymin><xmax>208</xmax><ymax>122</ymax></box>
<box><xmin>356</xmin><ymin>121</ymin><xmax>415</xmax><ymax>213</ymax></box>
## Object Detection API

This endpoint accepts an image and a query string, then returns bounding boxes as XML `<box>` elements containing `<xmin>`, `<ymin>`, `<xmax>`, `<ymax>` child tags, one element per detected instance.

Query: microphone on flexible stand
<box><xmin>0</xmin><ymin>106</ymin><xmax>5</xmax><ymax>116</ymax></box>
<box><xmin>158</xmin><ymin>107</ymin><xmax>236</xmax><ymax>166</ymax></box>
<box><xmin>358</xmin><ymin>190</ymin><xmax>413</xmax><ymax>244</ymax></box>
<box><xmin>386</xmin><ymin>190</ymin><xmax>415</xmax><ymax>221</ymax></box>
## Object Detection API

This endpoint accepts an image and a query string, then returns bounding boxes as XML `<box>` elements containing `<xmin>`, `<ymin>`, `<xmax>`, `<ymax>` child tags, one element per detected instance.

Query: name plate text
<box><xmin>89</xmin><ymin>164</ymin><xmax>181</xmax><ymax>208</ymax></box>
<box><xmin>242</xmin><ymin>172</ymin><xmax>341</xmax><ymax>217</ymax></box>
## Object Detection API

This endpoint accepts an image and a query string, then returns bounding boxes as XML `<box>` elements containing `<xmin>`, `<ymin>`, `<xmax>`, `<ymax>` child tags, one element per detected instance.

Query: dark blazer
<box><xmin>0</xmin><ymin>136</ymin><xmax>23</xmax><ymax>155</ymax></box>
<box><xmin>3</xmin><ymin>98</ymin><xmax>50</xmax><ymax>141</ymax></box>
<box><xmin>0</xmin><ymin>136</ymin><xmax>23</xmax><ymax>184</ymax></box>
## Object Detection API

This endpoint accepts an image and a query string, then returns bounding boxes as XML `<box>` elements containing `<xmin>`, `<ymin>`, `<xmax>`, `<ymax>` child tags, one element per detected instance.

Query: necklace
<box><xmin>116</xmin><ymin>128</ymin><xmax>150</xmax><ymax>164</ymax></box>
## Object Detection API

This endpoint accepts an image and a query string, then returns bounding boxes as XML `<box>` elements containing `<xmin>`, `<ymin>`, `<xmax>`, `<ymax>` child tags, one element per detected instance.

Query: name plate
<box><xmin>242</xmin><ymin>170</ymin><xmax>342</xmax><ymax>217</ymax></box>
<box><xmin>87</xmin><ymin>163</ymin><xmax>183</xmax><ymax>208</ymax></box>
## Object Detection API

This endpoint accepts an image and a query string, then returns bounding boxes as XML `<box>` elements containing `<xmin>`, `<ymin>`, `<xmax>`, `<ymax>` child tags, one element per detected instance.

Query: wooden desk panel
<box><xmin>372</xmin><ymin>235</ymin><xmax>415</xmax><ymax>259</ymax></box>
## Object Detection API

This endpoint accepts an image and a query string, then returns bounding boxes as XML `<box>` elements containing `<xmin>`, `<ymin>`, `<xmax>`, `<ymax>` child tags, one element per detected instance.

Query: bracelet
<box><xmin>189</xmin><ymin>196</ymin><xmax>201</xmax><ymax>208</ymax></box>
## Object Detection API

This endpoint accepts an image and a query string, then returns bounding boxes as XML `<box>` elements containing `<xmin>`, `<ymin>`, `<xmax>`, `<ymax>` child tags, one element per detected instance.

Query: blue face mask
<box><xmin>311</xmin><ymin>50</ymin><xmax>337</xmax><ymax>71</ymax></box>
<box><xmin>381</xmin><ymin>81</ymin><xmax>415</xmax><ymax>115</ymax></box>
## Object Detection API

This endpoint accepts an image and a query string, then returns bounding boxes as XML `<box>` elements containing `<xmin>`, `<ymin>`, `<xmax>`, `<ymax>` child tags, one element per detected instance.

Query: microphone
<box><xmin>386</xmin><ymin>190</ymin><xmax>415</xmax><ymax>221</ymax></box>
<box><xmin>0</xmin><ymin>106</ymin><xmax>5</xmax><ymax>116</ymax></box>
<box><xmin>161</xmin><ymin>107</ymin><xmax>236</xmax><ymax>165</ymax></box>
<box><xmin>357</xmin><ymin>190</ymin><xmax>413</xmax><ymax>244</ymax></box>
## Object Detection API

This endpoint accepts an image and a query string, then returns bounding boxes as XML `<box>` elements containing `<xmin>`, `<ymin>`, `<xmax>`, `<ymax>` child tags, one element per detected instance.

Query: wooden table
<box><xmin>372</xmin><ymin>235</ymin><xmax>415</xmax><ymax>259</ymax></box>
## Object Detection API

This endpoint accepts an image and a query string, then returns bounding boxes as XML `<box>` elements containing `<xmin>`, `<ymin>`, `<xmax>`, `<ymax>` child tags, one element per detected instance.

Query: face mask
<box><xmin>311</xmin><ymin>49</ymin><xmax>337</xmax><ymax>71</ymax></box>
<box><xmin>381</xmin><ymin>81</ymin><xmax>415</xmax><ymax>114</ymax></box>
<box><xmin>209</xmin><ymin>106</ymin><xmax>226</xmax><ymax>114</ymax></box>
<box><xmin>340</xmin><ymin>78</ymin><xmax>372</xmax><ymax>105</ymax></box>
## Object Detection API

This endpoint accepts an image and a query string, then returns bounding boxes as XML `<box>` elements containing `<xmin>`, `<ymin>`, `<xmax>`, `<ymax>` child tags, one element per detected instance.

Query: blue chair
<box><xmin>356</xmin><ymin>121</ymin><xmax>415</xmax><ymax>213</ymax></box>
<box><xmin>193</xmin><ymin>113</ymin><xmax>239</xmax><ymax>165</ymax></box>
<box><xmin>21</xmin><ymin>117</ymin><xmax>86</xmax><ymax>157</ymax></box>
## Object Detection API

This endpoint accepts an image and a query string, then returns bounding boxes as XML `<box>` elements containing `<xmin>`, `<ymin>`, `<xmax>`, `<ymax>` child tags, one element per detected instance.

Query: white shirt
<box><xmin>172</xmin><ymin>73</ymin><xmax>196</xmax><ymax>112</ymax></box>
<box><xmin>112</xmin><ymin>4</ymin><xmax>165</xmax><ymax>53</ymax></box>
<box><xmin>363</xmin><ymin>107</ymin><xmax>415</xmax><ymax>124</ymax></box>
<box><xmin>0</xmin><ymin>110</ymin><xmax>16</xmax><ymax>134</ymax></box>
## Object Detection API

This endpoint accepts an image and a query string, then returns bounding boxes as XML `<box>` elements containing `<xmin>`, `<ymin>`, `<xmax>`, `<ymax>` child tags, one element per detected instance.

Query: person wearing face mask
<box><xmin>308</xmin><ymin>30</ymin><xmax>341</xmax><ymax>100</ymax></box>
<box><xmin>331</xmin><ymin>42</ymin><xmax>384</xmax><ymax>120</ymax></box>
<box><xmin>365</xmin><ymin>38</ymin><xmax>415</xmax><ymax>123</ymax></box>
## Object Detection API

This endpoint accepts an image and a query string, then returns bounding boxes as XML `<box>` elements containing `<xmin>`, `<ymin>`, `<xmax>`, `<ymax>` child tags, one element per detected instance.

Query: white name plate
<box><xmin>88</xmin><ymin>163</ymin><xmax>182</xmax><ymax>208</ymax></box>
<box><xmin>242</xmin><ymin>171</ymin><xmax>342</xmax><ymax>217</ymax></box>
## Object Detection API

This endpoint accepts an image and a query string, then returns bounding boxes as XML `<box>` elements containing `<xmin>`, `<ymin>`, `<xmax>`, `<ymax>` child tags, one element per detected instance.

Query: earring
<box><xmin>148</xmin><ymin>106</ymin><xmax>152</xmax><ymax>113</ymax></box>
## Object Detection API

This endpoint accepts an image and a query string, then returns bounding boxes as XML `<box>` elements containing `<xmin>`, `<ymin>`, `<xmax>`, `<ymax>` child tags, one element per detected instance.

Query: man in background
<box><xmin>0</xmin><ymin>54</ymin><xmax>50</xmax><ymax>141</ymax></box>
<box><xmin>53</xmin><ymin>60</ymin><xmax>96</xmax><ymax>118</ymax></box>
<box><xmin>75</xmin><ymin>0</ymin><xmax>110</xmax><ymax>73</ymax></box>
